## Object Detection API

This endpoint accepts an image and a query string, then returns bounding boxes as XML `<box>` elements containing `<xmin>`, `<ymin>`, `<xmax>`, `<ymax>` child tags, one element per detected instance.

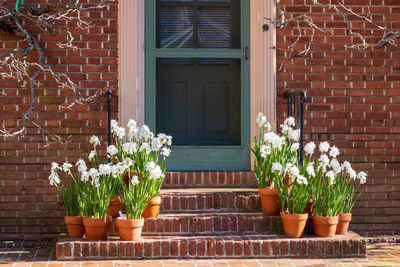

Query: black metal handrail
<box><xmin>107</xmin><ymin>90</ymin><xmax>112</xmax><ymax>163</ymax></box>
<box><xmin>283</xmin><ymin>90</ymin><xmax>306</xmax><ymax>164</ymax></box>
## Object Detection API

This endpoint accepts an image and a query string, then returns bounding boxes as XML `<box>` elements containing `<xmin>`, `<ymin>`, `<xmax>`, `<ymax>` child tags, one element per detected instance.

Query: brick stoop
<box><xmin>55</xmin><ymin>232</ymin><xmax>366</xmax><ymax>260</ymax></box>
<box><xmin>54</xmin><ymin>187</ymin><xmax>367</xmax><ymax>260</ymax></box>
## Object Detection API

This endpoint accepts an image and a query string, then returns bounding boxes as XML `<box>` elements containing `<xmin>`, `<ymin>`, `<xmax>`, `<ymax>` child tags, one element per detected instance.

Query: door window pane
<box><xmin>156</xmin><ymin>58</ymin><xmax>241</xmax><ymax>146</ymax></box>
<box><xmin>157</xmin><ymin>0</ymin><xmax>240</xmax><ymax>49</ymax></box>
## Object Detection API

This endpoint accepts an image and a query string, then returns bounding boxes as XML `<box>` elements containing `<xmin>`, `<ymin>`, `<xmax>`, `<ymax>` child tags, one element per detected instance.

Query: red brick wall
<box><xmin>277</xmin><ymin>0</ymin><xmax>400</xmax><ymax>231</ymax></box>
<box><xmin>1</xmin><ymin>0</ymin><xmax>400</xmax><ymax>241</ymax></box>
<box><xmin>0</xmin><ymin>0</ymin><xmax>118</xmax><ymax>240</ymax></box>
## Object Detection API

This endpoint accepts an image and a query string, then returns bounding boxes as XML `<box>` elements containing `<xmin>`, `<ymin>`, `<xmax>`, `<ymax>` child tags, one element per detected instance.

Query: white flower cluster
<box><xmin>89</xmin><ymin>135</ymin><xmax>100</xmax><ymax>147</ymax></box>
<box><xmin>145</xmin><ymin>161</ymin><xmax>163</xmax><ymax>180</ymax></box>
<box><xmin>256</xmin><ymin>112</ymin><xmax>271</xmax><ymax>131</ymax></box>
<box><xmin>316</xmin><ymin>141</ymin><xmax>367</xmax><ymax>185</ymax></box>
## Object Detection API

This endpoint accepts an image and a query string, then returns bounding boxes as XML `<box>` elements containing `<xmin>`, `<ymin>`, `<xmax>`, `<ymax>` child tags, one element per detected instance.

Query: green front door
<box><xmin>145</xmin><ymin>0</ymin><xmax>250</xmax><ymax>171</ymax></box>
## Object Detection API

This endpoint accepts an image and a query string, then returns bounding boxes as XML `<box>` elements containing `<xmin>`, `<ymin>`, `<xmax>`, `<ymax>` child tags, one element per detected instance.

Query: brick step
<box><xmin>163</xmin><ymin>171</ymin><xmax>257</xmax><ymax>188</ymax></box>
<box><xmin>55</xmin><ymin>232</ymin><xmax>366</xmax><ymax>260</ymax></box>
<box><xmin>160</xmin><ymin>188</ymin><xmax>260</xmax><ymax>212</ymax></box>
<box><xmin>108</xmin><ymin>213</ymin><xmax>287</xmax><ymax>236</ymax></box>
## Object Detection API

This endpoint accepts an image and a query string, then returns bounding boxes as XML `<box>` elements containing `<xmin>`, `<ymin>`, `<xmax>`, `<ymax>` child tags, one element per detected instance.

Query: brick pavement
<box><xmin>1</xmin><ymin>243</ymin><xmax>400</xmax><ymax>266</ymax></box>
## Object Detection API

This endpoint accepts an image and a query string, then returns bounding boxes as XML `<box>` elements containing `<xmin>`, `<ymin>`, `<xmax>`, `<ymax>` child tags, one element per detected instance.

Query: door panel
<box><xmin>156</xmin><ymin>58</ymin><xmax>240</xmax><ymax>146</ymax></box>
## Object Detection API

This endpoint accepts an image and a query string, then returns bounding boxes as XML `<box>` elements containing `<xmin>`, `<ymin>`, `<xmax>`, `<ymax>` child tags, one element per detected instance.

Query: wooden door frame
<box><xmin>145</xmin><ymin>0</ymin><xmax>250</xmax><ymax>171</ymax></box>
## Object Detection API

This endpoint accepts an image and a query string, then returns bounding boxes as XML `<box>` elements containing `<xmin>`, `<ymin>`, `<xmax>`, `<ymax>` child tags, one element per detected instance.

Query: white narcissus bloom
<box><xmin>89</xmin><ymin>135</ymin><xmax>100</xmax><ymax>146</ymax></box>
<box><xmin>161</xmin><ymin>147</ymin><xmax>171</xmax><ymax>157</ymax></box>
<box><xmin>264</xmin><ymin>132</ymin><xmax>276</xmax><ymax>144</ymax></box>
<box><xmin>304</xmin><ymin>142</ymin><xmax>316</xmax><ymax>155</ymax></box>
<box><xmin>291</xmin><ymin>142</ymin><xmax>300</xmax><ymax>152</ymax></box>
<box><xmin>284</xmin><ymin>117</ymin><xmax>296</xmax><ymax>127</ymax></box>
<box><xmin>357</xmin><ymin>171</ymin><xmax>367</xmax><ymax>184</ymax></box>
<box><xmin>271</xmin><ymin>135</ymin><xmax>283</xmax><ymax>150</ymax></box>
<box><xmin>330</xmin><ymin>158</ymin><xmax>341</xmax><ymax>174</ymax></box>
<box><xmin>81</xmin><ymin>171</ymin><xmax>89</xmax><ymax>182</ymax></box>
<box><xmin>140</xmin><ymin>125</ymin><xmax>153</xmax><ymax>140</ymax></box>
<box><xmin>152</xmin><ymin>138</ymin><xmax>162</xmax><ymax>151</ymax></box>
<box><xmin>111</xmin><ymin>120</ymin><xmax>118</xmax><ymax>131</ymax></box>
<box><xmin>127</xmin><ymin>119</ymin><xmax>137</xmax><ymax>129</ymax></box>
<box><xmin>89</xmin><ymin>168</ymin><xmax>99</xmax><ymax>179</ymax></box>
<box><xmin>349</xmin><ymin>169</ymin><xmax>357</xmax><ymax>180</ymax></box>
<box><xmin>140</xmin><ymin>142</ymin><xmax>151</xmax><ymax>155</ymax></box>
<box><xmin>329</xmin><ymin>146</ymin><xmax>340</xmax><ymax>158</ymax></box>
<box><xmin>48</xmin><ymin>172</ymin><xmax>60</xmax><ymax>186</ymax></box>
<box><xmin>326</xmin><ymin>170</ymin><xmax>336</xmax><ymax>185</ymax></box>
<box><xmin>76</xmin><ymin>159</ymin><xmax>87</xmax><ymax>173</ymax></box>
<box><xmin>149</xmin><ymin>165</ymin><xmax>162</xmax><ymax>180</ymax></box>
<box><xmin>122</xmin><ymin>142</ymin><xmax>137</xmax><ymax>154</ymax></box>
<box><xmin>256</xmin><ymin>112</ymin><xmax>267</xmax><ymax>128</ymax></box>
<box><xmin>341</xmin><ymin>161</ymin><xmax>352</xmax><ymax>172</ymax></box>
<box><xmin>51</xmin><ymin>162</ymin><xmax>60</xmax><ymax>171</ymax></box>
<box><xmin>318</xmin><ymin>154</ymin><xmax>330</xmax><ymax>172</ymax></box>
<box><xmin>288</xmin><ymin>128</ymin><xmax>300</xmax><ymax>142</ymax></box>
<box><xmin>107</xmin><ymin>145</ymin><xmax>118</xmax><ymax>157</ymax></box>
<box><xmin>123</xmin><ymin>158</ymin><xmax>134</xmax><ymax>168</ymax></box>
<box><xmin>145</xmin><ymin>161</ymin><xmax>163</xmax><ymax>180</ymax></box>
<box><xmin>271</xmin><ymin>162</ymin><xmax>283</xmax><ymax>174</ymax></box>
<box><xmin>131</xmin><ymin>175</ymin><xmax>140</xmax><ymax>186</ymax></box>
<box><xmin>306</xmin><ymin>162</ymin><xmax>315</xmax><ymax>177</ymax></box>
<box><xmin>99</xmin><ymin>164</ymin><xmax>112</xmax><ymax>176</ymax></box>
<box><xmin>88</xmin><ymin>150</ymin><xmax>96</xmax><ymax>161</ymax></box>
<box><xmin>296</xmin><ymin>175</ymin><xmax>308</xmax><ymax>185</ymax></box>
<box><xmin>280</xmin><ymin>123</ymin><xmax>289</xmax><ymax>135</ymax></box>
<box><xmin>128</xmin><ymin>127</ymin><xmax>139</xmax><ymax>140</ymax></box>
<box><xmin>62</xmin><ymin>162</ymin><xmax>72</xmax><ymax>172</ymax></box>
<box><xmin>115</xmin><ymin>127</ymin><xmax>126</xmax><ymax>140</ymax></box>
<box><xmin>285</xmin><ymin>163</ymin><xmax>300</xmax><ymax>180</ymax></box>
<box><xmin>319</xmin><ymin>141</ymin><xmax>330</xmax><ymax>153</ymax></box>
<box><xmin>260</xmin><ymin>145</ymin><xmax>272</xmax><ymax>158</ymax></box>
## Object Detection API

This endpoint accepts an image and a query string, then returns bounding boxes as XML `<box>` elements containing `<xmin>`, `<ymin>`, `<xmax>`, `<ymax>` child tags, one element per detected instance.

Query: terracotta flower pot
<box><xmin>116</xmin><ymin>218</ymin><xmax>144</xmax><ymax>241</ymax></box>
<box><xmin>312</xmin><ymin>215</ymin><xmax>338</xmax><ymax>237</ymax></box>
<box><xmin>258</xmin><ymin>188</ymin><xmax>280</xmax><ymax>216</ymax></box>
<box><xmin>336</xmin><ymin>213</ymin><xmax>352</xmax><ymax>234</ymax></box>
<box><xmin>142</xmin><ymin>195</ymin><xmax>162</xmax><ymax>218</ymax></box>
<box><xmin>107</xmin><ymin>196</ymin><xmax>122</xmax><ymax>218</ymax></box>
<box><xmin>64</xmin><ymin>216</ymin><xmax>85</xmax><ymax>238</ymax></box>
<box><xmin>83</xmin><ymin>217</ymin><xmax>109</xmax><ymax>240</ymax></box>
<box><xmin>280</xmin><ymin>212</ymin><xmax>308</xmax><ymax>238</ymax></box>
<box><xmin>303</xmin><ymin>198</ymin><xmax>314</xmax><ymax>215</ymax></box>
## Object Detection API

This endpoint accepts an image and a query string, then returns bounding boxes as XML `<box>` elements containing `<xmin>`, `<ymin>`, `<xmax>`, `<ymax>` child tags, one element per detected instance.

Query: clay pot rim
<box><xmin>148</xmin><ymin>195</ymin><xmax>162</xmax><ymax>205</ymax></box>
<box><xmin>338</xmin><ymin>213</ymin><xmax>352</xmax><ymax>221</ymax></box>
<box><xmin>258</xmin><ymin>187</ymin><xmax>278</xmax><ymax>196</ymax></box>
<box><xmin>82</xmin><ymin>217</ymin><xmax>108</xmax><ymax>226</ymax></box>
<box><xmin>65</xmin><ymin>216</ymin><xmax>83</xmax><ymax>224</ymax></box>
<box><xmin>311</xmin><ymin>215</ymin><xmax>339</xmax><ymax>225</ymax></box>
<box><xmin>116</xmin><ymin>217</ymin><xmax>145</xmax><ymax>227</ymax></box>
<box><xmin>280</xmin><ymin>212</ymin><xmax>309</xmax><ymax>221</ymax></box>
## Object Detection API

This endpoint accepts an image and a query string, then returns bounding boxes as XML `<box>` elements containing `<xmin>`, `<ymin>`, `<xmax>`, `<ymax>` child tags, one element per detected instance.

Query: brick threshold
<box><xmin>55</xmin><ymin>232</ymin><xmax>366</xmax><ymax>260</ymax></box>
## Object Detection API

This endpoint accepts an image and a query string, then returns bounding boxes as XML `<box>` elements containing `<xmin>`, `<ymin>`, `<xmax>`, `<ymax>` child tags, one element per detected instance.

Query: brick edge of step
<box><xmin>55</xmin><ymin>232</ymin><xmax>366</xmax><ymax>260</ymax></box>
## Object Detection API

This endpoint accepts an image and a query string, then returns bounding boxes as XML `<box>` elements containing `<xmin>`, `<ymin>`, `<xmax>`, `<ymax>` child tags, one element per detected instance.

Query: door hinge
<box><xmin>245</xmin><ymin>46</ymin><xmax>249</xmax><ymax>60</ymax></box>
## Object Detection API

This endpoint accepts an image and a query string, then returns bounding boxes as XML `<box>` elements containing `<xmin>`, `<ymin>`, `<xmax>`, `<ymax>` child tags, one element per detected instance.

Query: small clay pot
<box><xmin>83</xmin><ymin>217</ymin><xmax>108</xmax><ymax>240</ymax></box>
<box><xmin>336</xmin><ymin>213</ymin><xmax>352</xmax><ymax>234</ymax></box>
<box><xmin>65</xmin><ymin>216</ymin><xmax>85</xmax><ymax>238</ymax></box>
<box><xmin>142</xmin><ymin>196</ymin><xmax>162</xmax><ymax>218</ymax></box>
<box><xmin>258</xmin><ymin>188</ymin><xmax>280</xmax><ymax>216</ymax></box>
<box><xmin>116</xmin><ymin>218</ymin><xmax>144</xmax><ymax>241</ymax></box>
<box><xmin>280</xmin><ymin>212</ymin><xmax>308</xmax><ymax>238</ymax></box>
<box><xmin>312</xmin><ymin>215</ymin><xmax>338</xmax><ymax>237</ymax></box>
<box><xmin>107</xmin><ymin>196</ymin><xmax>122</xmax><ymax>218</ymax></box>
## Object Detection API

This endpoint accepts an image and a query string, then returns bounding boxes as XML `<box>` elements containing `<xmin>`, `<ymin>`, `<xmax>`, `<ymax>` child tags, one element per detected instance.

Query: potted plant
<box><xmin>87</xmin><ymin>135</ymin><xmax>122</xmax><ymax>218</ymax></box>
<box><xmin>113</xmin><ymin>119</ymin><xmax>172</xmax><ymax>218</ymax></box>
<box><xmin>335</xmin><ymin>161</ymin><xmax>367</xmax><ymax>234</ymax></box>
<box><xmin>273</xmin><ymin>162</ymin><xmax>310</xmax><ymax>238</ymax></box>
<box><xmin>311</xmin><ymin>142</ymin><xmax>343</xmax><ymax>237</ymax></box>
<box><xmin>249</xmin><ymin>113</ymin><xmax>299</xmax><ymax>215</ymax></box>
<box><xmin>49</xmin><ymin>162</ymin><xmax>85</xmax><ymax>238</ymax></box>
